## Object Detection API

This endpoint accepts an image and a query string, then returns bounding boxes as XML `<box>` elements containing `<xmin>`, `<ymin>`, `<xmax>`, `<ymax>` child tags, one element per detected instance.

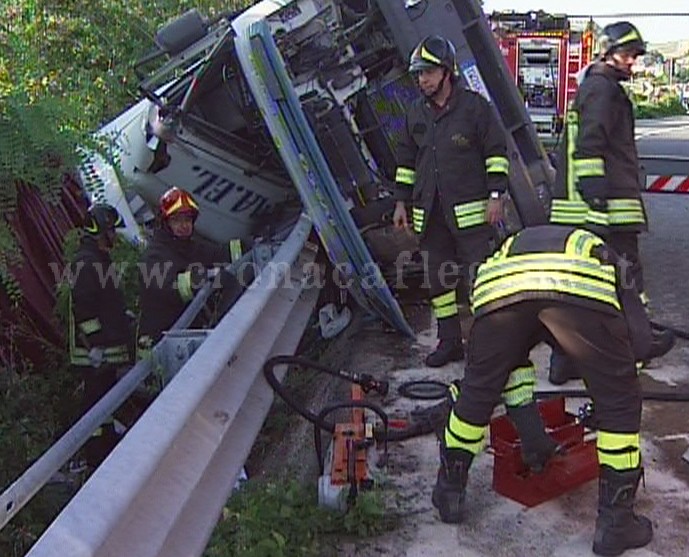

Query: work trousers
<box><xmin>607</xmin><ymin>230</ymin><xmax>644</xmax><ymax>295</ymax></box>
<box><xmin>76</xmin><ymin>364</ymin><xmax>119</xmax><ymax>468</ymax></box>
<box><xmin>456</xmin><ymin>301</ymin><xmax>641</xmax><ymax>435</ymax></box>
<box><xmin>419</xmin><ymin>203</ymin><xmax>492</xmax><ymax>340</ymax></box>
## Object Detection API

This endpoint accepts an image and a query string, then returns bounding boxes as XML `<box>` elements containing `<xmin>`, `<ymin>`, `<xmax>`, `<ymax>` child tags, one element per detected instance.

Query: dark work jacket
<box><xmin>394</xmin><ymin>85</ymin><xmax>509</xmax><ymax>236</ymax></box>
<box><xmin>69</xmin><ymin>236</ymin><xmax>131</xmax><ymax>367</ymax></box>
<box><xmin>471</xmin><ymin>225</ymin><xmax>651</xmax><ymax>355</ymax></box>
<box><xmin>138</xmin><ymin>228</ymin><xmax>229</xmax><ymax>343</ymax></box>
<box><xmin>551</xmin><ymin>63</ymin><xmax>647</xmax><ymax>231</ymax></box>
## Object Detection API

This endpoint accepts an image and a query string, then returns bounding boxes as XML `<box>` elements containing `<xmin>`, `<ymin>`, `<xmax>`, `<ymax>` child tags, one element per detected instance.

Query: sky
<box><xmin>482</xmin><ymin>1</ymin><xmax>689</xmax><ymax>44</ymax></box>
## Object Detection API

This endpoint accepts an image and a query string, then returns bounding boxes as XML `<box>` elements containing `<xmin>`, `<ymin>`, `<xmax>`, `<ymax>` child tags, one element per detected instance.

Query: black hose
<box><xmin>262</xmin><ymin>356</ymin><xmax>436</xmax><ymax>442</ymax></box>
<box><xmin>535</xmin><ymin>389</ymin><xmax>689</xmax><ymax>402</ymax></box>
<box><xmin>650</xmin><ymin>320</ymin><xmax>689</xmax><ymax>341</ymax></box>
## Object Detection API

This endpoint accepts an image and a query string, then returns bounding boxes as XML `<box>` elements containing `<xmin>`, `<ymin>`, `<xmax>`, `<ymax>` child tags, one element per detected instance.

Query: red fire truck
<box><xmin>489</xmin><ymin>11</ymin><xmax>594</xmax><ymax>143</ymax></box>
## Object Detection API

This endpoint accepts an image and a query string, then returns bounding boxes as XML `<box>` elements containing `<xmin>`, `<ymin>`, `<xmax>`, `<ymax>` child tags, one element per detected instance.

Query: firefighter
<box><xmin>548</xmin><ymin>21</ymin><xmax>656</xmax><ymax>385</ymax></box>
<box><xmin>432</xmin><ymin>224</ymin><xmax>674</xmax><ymax>556</ymax></box>
<box><xmin>393</xmin><ymin>35</ymin><xmax>509</xmax><ymax>367</ymax></box>
<box><xmin>69</xmin><ymin>203</ymin><xmax>132</xmax><ymax>468</ymax></box>
<box><xmin>137</xmin><ymin>187</ymin><xmax>240</xmax><ymax>352</ymax></box>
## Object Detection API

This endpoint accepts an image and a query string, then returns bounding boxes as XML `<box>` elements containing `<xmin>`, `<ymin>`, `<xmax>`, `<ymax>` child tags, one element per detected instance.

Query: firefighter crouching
<box><xmin>433</xmin><ymin>224</ymin><xmax>674</xmax><ymax>556</ymax></box>
<box><xmin>137</xmin><ymin>187</ymin><xmax>240</xmax><ymax>355</ymax></box>
<box><xmin>69</xmin><ymin>204</ymin><xmax>133</xmax><ymax>468</ymax></box>
<box><xmin>393</xmin><ymin>35</ymin><xmax>509</xmax><ymax>368</ymax></box>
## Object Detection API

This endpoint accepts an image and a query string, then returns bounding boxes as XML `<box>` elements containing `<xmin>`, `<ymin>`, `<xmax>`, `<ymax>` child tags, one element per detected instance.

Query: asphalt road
<box><xmin>636</xmin><ymin>116</ymin><xmax>689</xmax><ymax>159</ymax></box>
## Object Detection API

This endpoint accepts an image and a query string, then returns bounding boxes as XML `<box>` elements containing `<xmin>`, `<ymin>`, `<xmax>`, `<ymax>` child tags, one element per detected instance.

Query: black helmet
<box><xmin>84</xmin><ymin>203</ymin><xmax>125</xmax><ymax>235</ymax></box>
<box><xmin>409</xmin><ymin>35</ymin><xmax>457</xmax><ymax>75</ymax></box>
<box><xmin>599</xmin><ymin>21</ymin><xmax>646</xmax><ymax>57</ymax></box>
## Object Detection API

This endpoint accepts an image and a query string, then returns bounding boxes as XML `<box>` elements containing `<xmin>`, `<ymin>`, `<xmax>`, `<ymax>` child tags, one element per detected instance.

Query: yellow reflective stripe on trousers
<box><xmin>395</xmin><ymin>166</ymin><xmax>416</xmax><ymax>185</ymax></box>
<box><xmin>597</xmin><ymin>431</ymin><xmax>641</xmax><ymax>470</ymax></box>
<box><xmin>446</xmin><ymin>412</ymin><xmax>486</xmax><ymax>455</ymax></box>
<box><xmin>454</xmin><ymin>200</ymin><xmax>488</xmax><ymax>228</ymax></box>
<box><xmin>432</xmin><ymin>290</ymin><xmax>458</xmax><ymax>319</ymax></box>
<box><xmin>566</xmin><ymin>109</ymin><xmax>580</xmax><ymax>201</ymax></box>
<box><xmin>78</xmin><ymin>318</ymin><xmax>102</xmax><ymax>335</ymax></box>
<box><xmin>607</xmin><ymin>199</ymin><xmax>645</xmax><ymax>225</ymax></box>
<box><xmin>485</xmin><ymin>156</ymin><xmax>509</xmax><ymax>175</ymax></box>
<box><xmin>550</xmin><ymin>199</ymin><xmax>588</xmax><ymax>224</ymax></box>
<box><xmin>502</xmin><ymin>363</ymin><xmax>536</xmax><ymax>407</ymax></box>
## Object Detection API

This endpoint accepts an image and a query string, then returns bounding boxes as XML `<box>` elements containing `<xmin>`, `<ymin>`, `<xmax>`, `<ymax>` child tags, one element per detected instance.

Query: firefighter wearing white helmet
<box><xmin>393</xmin><ymin>35</ymin><xmax>509</xmax><ymax>368</ymax></box>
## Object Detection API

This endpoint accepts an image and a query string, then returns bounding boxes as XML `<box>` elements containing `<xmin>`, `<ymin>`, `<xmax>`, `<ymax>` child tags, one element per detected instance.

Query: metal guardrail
<box><xmin>0</xmin><ymin>227</ymin><xmax>279</xmax><ymax>531</ymax></box>
<box><xmin>23</xmin><ymin>214</ymin><xmax>317</xmax><ymax>556</ymax></box>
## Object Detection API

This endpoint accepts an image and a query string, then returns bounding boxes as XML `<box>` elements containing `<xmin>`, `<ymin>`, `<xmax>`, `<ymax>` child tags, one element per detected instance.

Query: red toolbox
<box><xmin>490</xmin><ymin>397</ymin><xmax>599</xmax><ymax>507</ymax></box>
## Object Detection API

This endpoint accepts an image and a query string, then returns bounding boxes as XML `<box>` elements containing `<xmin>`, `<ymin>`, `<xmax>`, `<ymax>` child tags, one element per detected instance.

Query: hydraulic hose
<box><xmin>262</xmin><ymin>356</ymin><xmax>437</xmax><ymax>442</ymax></box>
<box><xmin>651</xmin><ymin>320</ymin><xmax>689</xmax><ymax>342</ymax></box>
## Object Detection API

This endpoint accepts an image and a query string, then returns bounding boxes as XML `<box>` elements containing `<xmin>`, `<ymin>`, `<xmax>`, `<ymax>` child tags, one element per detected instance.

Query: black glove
<box><xmin>577</xmin><ymin>175</ymin><xmax>608</xmax><ymax>211</ymax></box>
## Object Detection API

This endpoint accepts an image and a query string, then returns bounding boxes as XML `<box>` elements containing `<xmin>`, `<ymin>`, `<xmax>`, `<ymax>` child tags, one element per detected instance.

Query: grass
<box><xmin>204</xmin><ymin>479</ymin><xmax>397</xmax><ymax>557</ymax></box>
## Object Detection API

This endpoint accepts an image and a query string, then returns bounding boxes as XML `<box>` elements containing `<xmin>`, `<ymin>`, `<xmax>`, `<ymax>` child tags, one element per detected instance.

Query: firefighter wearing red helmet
<box><xmin>137</xmin><ymin>187</ymin><xmax>240</xmax><ymax>351</ymax></box>
<box><xmin>393</xmin><ymin>35</ymin><xmax>509</xmax><ymax>367</ymax></box>
<box><xmin>69</xmin><ymin>203</ymin><xmax>132</xmax><ymax>468</ymax></box>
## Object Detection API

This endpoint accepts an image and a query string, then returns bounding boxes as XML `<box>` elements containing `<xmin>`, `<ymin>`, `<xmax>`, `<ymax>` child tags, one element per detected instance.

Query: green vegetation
<box><xmin>634</xmin><ymin>96</ymin><xmax>687</xmax><ymax>119</ymax></box>
<box><xmin>205</xmin><ymin>480</ymin><xmax>397</xmax><ymax>557</ymax></box>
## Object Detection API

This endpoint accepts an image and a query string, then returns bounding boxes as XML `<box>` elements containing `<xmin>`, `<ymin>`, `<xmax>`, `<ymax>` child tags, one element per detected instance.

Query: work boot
<box><xmin>645</xmin><ymin>329</ymin><xmax>675</xmax><ymax>362</ymax></box>
<box><xmin>548</xmin><ymin>349</ymin><xmax>578</xmax><ymax>385</ymax></box>
<box><xmin>506</xmin><ymin>402</ymin><xmax>560</xmax><ymax>473</ymax></box>
<box><xmin>593</xmin><ymin>466</ymin><xmax>653</xmax><ymax>556</ymax></box>
<box><xmin>431</xmin><ymin>447</ymin><xmax>473</xmax><ymax>523</ymax></box>
<box><xmin>426</xmin><ymin>339</ymin><xmax>464</xmax><ymax>368</ymax></box>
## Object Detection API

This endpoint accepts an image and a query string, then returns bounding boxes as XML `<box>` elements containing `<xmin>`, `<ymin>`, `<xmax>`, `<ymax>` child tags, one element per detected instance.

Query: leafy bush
<box><xmin>635</xmin><ymin>96</ymin><xmax>688</xmax><ymax>119</ymax></box>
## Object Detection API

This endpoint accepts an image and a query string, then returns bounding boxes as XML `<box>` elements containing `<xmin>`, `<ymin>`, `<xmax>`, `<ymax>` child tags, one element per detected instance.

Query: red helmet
<box><xmin>159</xmin><ymin>187</ymin><xmax>199</xmax><ymax>221</ymax></box>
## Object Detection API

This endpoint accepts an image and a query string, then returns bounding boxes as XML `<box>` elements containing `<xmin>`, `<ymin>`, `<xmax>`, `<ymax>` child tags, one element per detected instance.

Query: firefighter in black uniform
<box><xmin>393</xmin><ymin>35</ymin><xmax>509</xmax><ymax>368</ymax></box>
<box><xmin>431</xmin><ymin>224</ymin><xmax>675</xmax><ymax>556</ymax></box>
<box><xmin>69</xmin><ymin>204</ymin><xmax>132</xmax><ymax>468</ymax></box>
<box><xmin>549</xmin><ymin>22</ymin><xmax>659</xmax><ymax>384</ymax></box>
<box><xmin>137</xmin><ymin>187</ymin><xmax>239</xmax><ymax>352</ymax></box>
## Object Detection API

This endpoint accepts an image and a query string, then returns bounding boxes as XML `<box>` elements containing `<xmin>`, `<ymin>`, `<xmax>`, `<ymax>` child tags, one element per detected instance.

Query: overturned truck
<box><xmin>82</xmin><ymin>0</ymin><xmax>556</xmax><ymax>335</ymax></box>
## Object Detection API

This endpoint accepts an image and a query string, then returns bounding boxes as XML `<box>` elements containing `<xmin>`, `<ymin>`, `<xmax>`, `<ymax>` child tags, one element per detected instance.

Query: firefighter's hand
<box><xmin>393</xmin><ymin>201</ymin><xmax>409</xmax><ymax>231</ymax></box>
<box><xmin>88</xmin><ymin>347</ymin><xmax>104</xmax><ymax>368</ymax></box>
<box><xmin>486</xmin><ymin>198</ymin><xmax>503</xmax><ymax>225</ymax></box>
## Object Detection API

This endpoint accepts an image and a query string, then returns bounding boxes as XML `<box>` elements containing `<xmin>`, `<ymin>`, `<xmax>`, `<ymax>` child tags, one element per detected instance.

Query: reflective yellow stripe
<box><xmin>229</xmin><ymin>239</ymin><xmax>242</xmax><ymax>263</ymax></box>
<box><xmin>432</xmin><ymin>290</ymin><xmax>458</xmax><ymax>319</ymax></box>
<box><xmin>445</xmin><ymin>414</ymin><xmax>486</xmax><ymax>455</ymax></box>
<box><xmin>395</xmin><ymin>167</ymin><xmax>416</xmax><ymax>185</ymax></box>
<box><xmin>573</xmin><ymin>157</ymin><xmax>605</xmax><ymax>178</ymax></box>
<box><xmin>485</xmin><ymin>156</ymin><xmax>509</xmax><ymax>175</ymax></box>
<box><xmin>420</xmin><ymin>45</ymin><xmax>441</xmax><ymax>65</ymax></box>
<box><xmin>472</xmin><ymin>253</ymin><xmax>620</xmax><ymax>312</ymax></box>
<box><xmin>412</xmin><ymin>206</ymin><xmax>425</xmax><ymax>233</ymax></box>
<box><xmin>176</xmin><ymin>271</ymin><xmax>194</xmax><ymax>302</ymax></box>
<box><xmin>550</xmin><ymin>199</ymin><xmax>588</xmax><ymax>224</ymax></box>
<box><xmin>565</xmin><ymin>228</ymin><xmax>605</xmax><ymax>257</ymax></box>
<box><xmin>586</xmin><ymin>209</ymin><xmax>610</xmax><ymax>226</ymax></box>
<box><xmin>78</xmin><ymin>318</ymin><xmax>102</xmax><ymax>335</ymax></box>
<box><xmin>597</xmin><ymin>431</ymin><xmax>641</xmax><ymax>470</ymax></box>
<box><xmin>502</xmin><ymin>363</ymin><xmax>536</xmax><ymax>407</ymax></box>
<box><xmin>448</xmin><ymin>382</ymin><xmax>461</xmax><ymax>403</ymax></box>
<box><xmin>607</xmin><ymin>199</ymin><xmax>645</xmax><ymax>225</ymax></box>
<box><xmin>616</xmin><ymin>29</ymin><xmax>641</xmax><ymax>46</ymax></box>
<box><xmin>454</xmin><ymin>200</ymin><xmax>488</xmax><ymax>228</ymax></box>
<box><xmin>566</xmin><ymin>109</ymin><xmax>580</xmax><ymax>201</ymax></box>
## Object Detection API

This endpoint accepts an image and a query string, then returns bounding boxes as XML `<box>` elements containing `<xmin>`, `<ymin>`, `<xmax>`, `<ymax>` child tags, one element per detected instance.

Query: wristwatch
<box><xmin>489</xmin><ymin>191</ymin><xmax>501</xmax><ymax>200</ymax></box>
